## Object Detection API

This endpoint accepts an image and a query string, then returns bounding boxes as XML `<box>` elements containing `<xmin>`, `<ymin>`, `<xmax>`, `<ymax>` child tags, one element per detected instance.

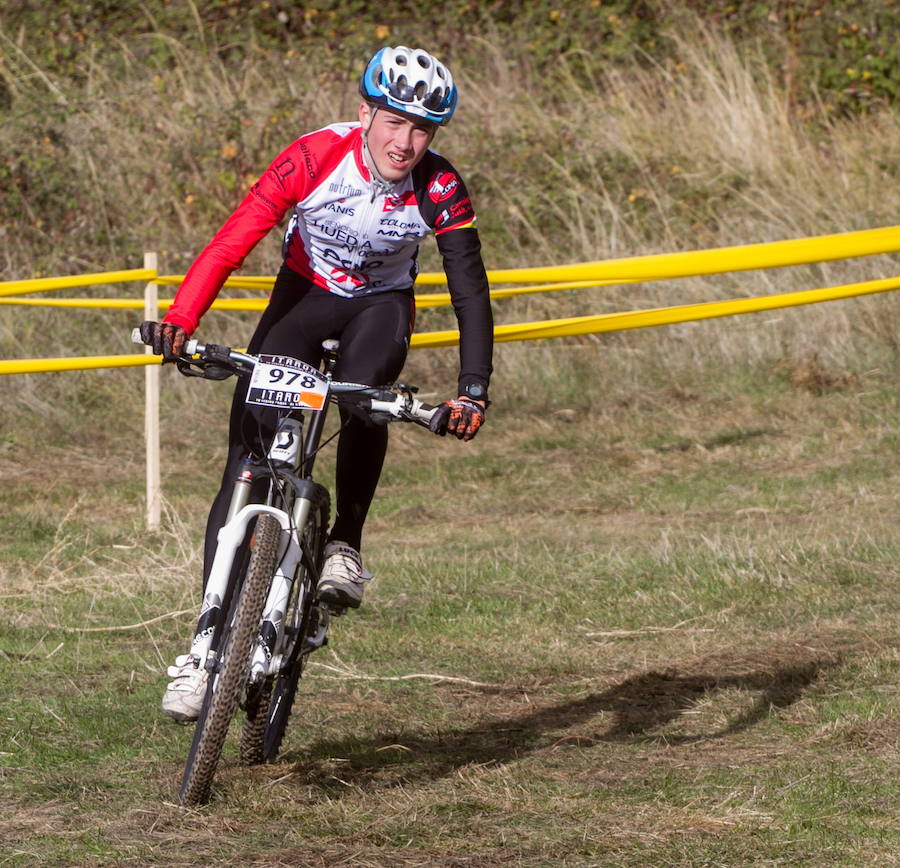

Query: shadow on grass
<box><xmin>280</xmin><ymin>641</ymin><xmax>843</xmax><ymax>794</ymax></box>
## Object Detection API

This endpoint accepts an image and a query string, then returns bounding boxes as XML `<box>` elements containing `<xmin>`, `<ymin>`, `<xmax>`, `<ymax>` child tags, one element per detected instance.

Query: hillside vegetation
<box><xmin>1</xmin><ymin>1</ymin><xmax>898</xmax><ymax>413</ymax></box>
<box><xmin>1</xmin><ymin>0</ymin><xmax>898</xmax><ymax>279</ymax></box>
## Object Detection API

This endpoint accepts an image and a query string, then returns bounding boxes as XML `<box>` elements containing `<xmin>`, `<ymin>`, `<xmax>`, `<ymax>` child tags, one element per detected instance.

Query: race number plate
<box><xmin>246</xmin><ymin>355</ymin><xmax>328</xmax><ymax>411</ymax></box>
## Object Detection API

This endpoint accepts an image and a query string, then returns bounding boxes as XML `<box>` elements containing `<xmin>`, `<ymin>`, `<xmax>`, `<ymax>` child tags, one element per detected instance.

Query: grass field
<box><xmin>1</xmin><ymin>326</ymin><xmax>898</xmax><ymax>865</ymax></box>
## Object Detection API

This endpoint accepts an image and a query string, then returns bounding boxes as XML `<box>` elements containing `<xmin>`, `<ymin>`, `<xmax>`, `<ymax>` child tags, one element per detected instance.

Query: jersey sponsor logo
<box><xmin>310</xmin><ymin>218</ymin><xmax>361</xmax><ymax>248</ymax></box>
<box><xmin>251</xmin><ymin>183</ymin><xmax>281</xmax><ymax>211</ymax></box>
<box><xmin>298</xmin><ymin>142</ymin><xmax>318</xmax><ymax>179</ymax></box>
<box><xmin>322</xmin><ymin>247</ymin><xmax>354</xmax><ymax>270</ymax></box>
<box><xmin>450</xmin><ymin>197</ymin><xmax>472</xmax><ymax>218</ymax></box>
<box><xmin>378</xmin><ymin>217</ymin><xmax>420</xmax><ymax>230</ymax></box>
<box><xmin>427</xmin><ymin>171</ymin><xmax>459</xmax><ymax>203</ymax></box>
<box><xmin>377</xmin><ymin>228</ymin><xmax>420</xmax><ymax>239</ymax></box>
<box><xmin>326</xmin><ymin>201</ymin><xmax>355</xmax><ymax>216</ymax></box>
<box><xmin>329</xmin><ymin>267</ymin><xmax>367</xmax><ymax>290</ymax></box>
<box><xmin>434</xmin><ymin>196</ymin><xmax>475</xmax><ymax>229</ymax></box>
<box><xmin>274</xmin><ymin>158</ymin><xmax>295</xmax><ymax>179</ymax></box>
<box><xmin>329</xmin><ymin>179</ymin><xmax>363</xmax><ymax>198</ymax></box>
<box><xmin>435</xmin><ymin>196</ymin><xmax>474</xmax><ymax>229</ymax></box>
<box><xmin>322</xmin><ymin>247</ymin><xmax>383</xmax><ymax>272</ymax></box>
<box><xmin>383</xmin><ymin>190</ymin><xmax>417</xmax><ymax>212</ymax></box>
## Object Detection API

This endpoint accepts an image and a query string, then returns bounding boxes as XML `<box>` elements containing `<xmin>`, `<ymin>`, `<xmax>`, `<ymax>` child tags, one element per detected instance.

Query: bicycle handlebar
<box><xmin>131</xmin><ymin>329</ymin><xmax>438</xmax><ymax>427</ymax></box>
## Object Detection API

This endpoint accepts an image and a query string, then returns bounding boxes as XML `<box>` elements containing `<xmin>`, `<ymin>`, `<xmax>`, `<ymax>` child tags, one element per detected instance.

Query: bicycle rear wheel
<box><xmin>179</xmin><ymin>513</ymin><xmax>283</xmax><ymax>805</ymax></box>
<box><xmin>240</xmin><ymin>489</ymin><xmax>329</xmax><ymax>765</ymax></box>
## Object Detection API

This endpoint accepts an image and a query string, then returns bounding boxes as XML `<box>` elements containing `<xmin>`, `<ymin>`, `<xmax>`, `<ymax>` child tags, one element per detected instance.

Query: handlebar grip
<box><xmin>131</xmin><ymin>328</ymin><xmax>202</xmax><ymax>360</ymax></box>
<box><xmin>410</xmin><ymin>401</ymin><xmax>438</xmax><ymax>425</ymax></box>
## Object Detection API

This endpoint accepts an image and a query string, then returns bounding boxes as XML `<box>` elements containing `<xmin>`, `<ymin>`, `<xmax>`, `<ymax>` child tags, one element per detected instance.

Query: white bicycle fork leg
<box><xmin>248</xmin><ymin>535</ymin><xmax>301</xmax><ymax>682</ymax></box>
<box><xmin>248</xmin><ymin>496</ymin><xmax>316</xmax><ymax>681</ymax></box>
<box><xmin>187</xmin><ymin>504</ymin><xmax>291</xmax><ymax>664</ymax></box>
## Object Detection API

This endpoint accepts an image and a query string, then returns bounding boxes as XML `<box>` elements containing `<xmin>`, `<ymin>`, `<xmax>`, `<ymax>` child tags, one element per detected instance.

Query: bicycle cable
<box><xmin>299</xmin><ymin>417</ymin><xmax>348</xmax><ymax>478</ymax></box>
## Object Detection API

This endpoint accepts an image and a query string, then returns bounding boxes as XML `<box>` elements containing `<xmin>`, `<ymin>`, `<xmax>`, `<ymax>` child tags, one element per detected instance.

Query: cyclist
<box><xmin>142</xmin><ymin>45</ymin><xmax>493</xmax><ymax>722</ymax></box>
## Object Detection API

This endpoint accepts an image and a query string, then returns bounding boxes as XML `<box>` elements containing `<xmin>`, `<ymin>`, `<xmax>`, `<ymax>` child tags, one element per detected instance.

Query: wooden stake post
<box><xmin>143</xmin><ymin>251</ymin><xmax>160</xmax><ymax>530</ymax></box>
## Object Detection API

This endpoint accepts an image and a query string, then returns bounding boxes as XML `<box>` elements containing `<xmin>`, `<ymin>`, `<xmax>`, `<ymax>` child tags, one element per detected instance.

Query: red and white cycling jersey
<box><xmin>166</xmin><ymin>122</ymin><xmax>480</xmax><ymax>335</ymax></box>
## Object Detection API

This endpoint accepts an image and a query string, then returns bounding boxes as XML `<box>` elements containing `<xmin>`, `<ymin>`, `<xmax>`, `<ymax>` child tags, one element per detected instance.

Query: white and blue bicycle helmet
<box><xmin>359</xmin><ymin>46</ymin><xmax>458</xmax><ymax>126</ymax></box>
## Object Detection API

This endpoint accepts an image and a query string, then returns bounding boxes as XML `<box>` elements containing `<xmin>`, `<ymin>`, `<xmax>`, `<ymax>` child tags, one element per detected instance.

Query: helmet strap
<box><xmin>360</xmin><ymin>106</ymin><xmax>396</xmax><ymax>197</ymax></box>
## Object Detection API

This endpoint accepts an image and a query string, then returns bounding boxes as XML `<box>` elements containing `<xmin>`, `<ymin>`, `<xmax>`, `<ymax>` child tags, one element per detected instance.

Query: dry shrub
<box><xmin>777</xmin><ymin>352</ymin><xmax>860</xmax><ymax>395</ymax></box>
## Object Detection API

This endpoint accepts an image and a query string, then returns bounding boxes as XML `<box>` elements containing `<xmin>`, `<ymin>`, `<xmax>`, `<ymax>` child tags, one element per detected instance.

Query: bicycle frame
<box><xmin>186</xmin><ymin>343</ymin><xmax>342</xmax><ymax>686</ymax></box>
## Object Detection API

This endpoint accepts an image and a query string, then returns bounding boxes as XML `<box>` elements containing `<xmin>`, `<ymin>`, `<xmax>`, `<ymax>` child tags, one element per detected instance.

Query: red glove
<box><xmin>140</xmin><ymin>321</ymin><xmax>187</xmax><ymax>362</ymax></box>
<box><xmin>429</xmin><ymin>398</ymin><xmax>485</xmax><ymax>441</ymax></box>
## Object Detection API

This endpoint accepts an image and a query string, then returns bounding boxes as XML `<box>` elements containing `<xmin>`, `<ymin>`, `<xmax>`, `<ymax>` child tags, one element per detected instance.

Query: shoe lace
<box><xmin>326</xmin><ymin>540</ymin><xmax>380</xmax><ymax>582</ymax></box>
<box><xmin>325</xmin><ymin>551</ymin><xmax>364</xmax><ymax>582</ymax></box>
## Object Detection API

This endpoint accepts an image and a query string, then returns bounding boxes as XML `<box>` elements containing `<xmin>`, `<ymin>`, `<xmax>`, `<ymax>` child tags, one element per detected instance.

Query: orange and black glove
<box><xmin>139</xmin><ymin>320</ymin><xmax>187</xmax><ymax>362</ymax></box>
<box><xmin>429</xmin><ymin>398</ymin><xmax>485</xmax><ymax>441</ymax></box>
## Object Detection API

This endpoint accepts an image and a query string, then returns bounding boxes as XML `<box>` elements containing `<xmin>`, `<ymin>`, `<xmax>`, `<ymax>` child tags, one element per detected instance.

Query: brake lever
<box><xmin>175</xmin><ymin>360</ymin><xmax>234</xmax><ymax>380</ymax></box>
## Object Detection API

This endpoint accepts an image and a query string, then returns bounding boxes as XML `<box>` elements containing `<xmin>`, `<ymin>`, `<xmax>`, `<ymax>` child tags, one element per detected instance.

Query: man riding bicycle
<box><xmin>142</xmin><ymin>46</ymin><xmax>494</xmax><ymax>723</ymax></box>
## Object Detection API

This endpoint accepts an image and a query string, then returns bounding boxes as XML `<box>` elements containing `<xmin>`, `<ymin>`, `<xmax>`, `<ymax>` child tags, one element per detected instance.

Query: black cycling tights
<box><xmin>202</xmin><ymin>266</ymin><xmax>414</xmax><ymax>584</ymax></box>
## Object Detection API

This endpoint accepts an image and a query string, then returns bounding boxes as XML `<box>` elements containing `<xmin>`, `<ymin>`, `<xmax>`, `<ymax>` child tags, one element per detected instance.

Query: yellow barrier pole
<box><xmin>144</xmin><ymin>253</ymin><xmax>161</xmax><ymax>531</ymax></box>
<box><xmin>409</xmin><ymin>274</ymin><xmax>900</xmax><ymax>347</ymax></box>
<box><xmin>477</xmin><ymin>225</ymin><xmax>900</xmax><ymax>284</ymax></box>
<box><xmin>0</xmin><ymin>268</ymin><xmax>157</xmax><ymax>298</ymax></box>
<box><xmin>0</xmin><ymin>297</ymin><xmax>272</xmax><ymax>312</ymax></box>
<box><xmin>0</xmin><ymin>355</ymin><xmax>159</xmax><ymax>374</ymax></box>
<box><xmin>0</xmin><ymin>282</ymin><xmax>614</xmax><ymax>311</ymax></box>
<box><xmin>3</xmin><ymin>273</ymin><xmax>898</xmax><ymax>370</ymax></box>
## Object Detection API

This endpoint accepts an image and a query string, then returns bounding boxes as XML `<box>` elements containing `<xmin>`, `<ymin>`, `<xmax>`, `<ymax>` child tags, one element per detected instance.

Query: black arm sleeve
<box><xmin>436</xmin><ymin>226</ymin><xmax>494</xmax><ymax>399</ymax></box>
<box><xmin>413</xmin><ymin>151</ymin><xmax>494</xmax><ymax>399</ymax></box>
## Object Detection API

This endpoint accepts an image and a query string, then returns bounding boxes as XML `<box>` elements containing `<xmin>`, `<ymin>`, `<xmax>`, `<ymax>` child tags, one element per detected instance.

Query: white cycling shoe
<box><xmin>316</xmin><ymin>541</ymin><xmax>373</xmax><ymax>610</ymax></box>
<box><xmin>161</xmin><ymin>654</ymin><xmax>208</xmax><ymax>724</ymax></box>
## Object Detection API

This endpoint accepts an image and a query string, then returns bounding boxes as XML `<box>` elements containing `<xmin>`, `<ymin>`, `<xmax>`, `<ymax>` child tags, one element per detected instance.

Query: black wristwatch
<box><xmin>463</xmin><ymin>382</ymin><xmax>487</xmax><ymax>402</ymax></box>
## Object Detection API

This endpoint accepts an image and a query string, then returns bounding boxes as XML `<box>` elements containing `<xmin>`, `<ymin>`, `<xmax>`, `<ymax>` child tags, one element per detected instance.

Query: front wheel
<box><xmin>179</xmin><ymin>513</ymin><xmax>283</xmax><ymax>806</ymax></box>
<box><xmin>240</xmin><ymin>490</ymin><xmax>329</xmax><ymax>765</ymax></box>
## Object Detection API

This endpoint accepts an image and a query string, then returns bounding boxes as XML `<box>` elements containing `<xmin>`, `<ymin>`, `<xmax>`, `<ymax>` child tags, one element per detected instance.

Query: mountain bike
<box><xmin>132</xmin><ymin>330</ymin><xmax>437</xmax><ymax>805</ymax></box>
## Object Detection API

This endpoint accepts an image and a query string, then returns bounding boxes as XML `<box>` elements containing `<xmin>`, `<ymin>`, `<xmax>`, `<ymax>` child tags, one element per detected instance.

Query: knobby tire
<box><xmin>239</xmin><ymin>676</ymin><xmax>272</xmax><ymax>766</ymax></box>
<box><xmin>240</xmin><ymin>491</ymin><xmax>329</xmax><ymax>765</ymax></box>
<box><xmin>262</xmin><ymin>497</ymin><xmax>328</xmax><ymax>762</ymax></box>
<box><xmin>179</xmin><ymin>513</ymin><xmax>283</xmax><ymax>805</ymax></box>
